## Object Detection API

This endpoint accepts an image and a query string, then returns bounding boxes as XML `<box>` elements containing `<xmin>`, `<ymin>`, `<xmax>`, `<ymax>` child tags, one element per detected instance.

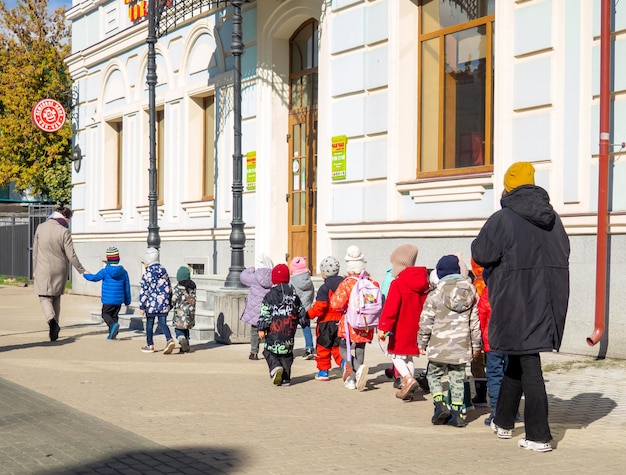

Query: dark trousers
<box><xmin>263</xmin><ymin>349</ymin><xmax>294</xmax><ymax>383</ymax></box>
<box><xmin>485</xmin><ymin>351</ymin><xmax>508</xmax><ymax>417</ymax></box>
<box><xmin>495</xmin><ymin>353</ymin><xmax>551</xmax><ymax>442</ymax></box>
<box><xmin>102</xmin><ymin>304</ymin><xmax>121</xmax><ymax>329</ymax></box>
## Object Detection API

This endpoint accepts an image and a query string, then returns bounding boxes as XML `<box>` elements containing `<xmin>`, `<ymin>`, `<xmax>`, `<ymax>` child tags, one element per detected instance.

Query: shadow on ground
<box><xmin>39</xmin><ymin>446</ymin><xmax>246</xmax><ymax>475</ymax></box>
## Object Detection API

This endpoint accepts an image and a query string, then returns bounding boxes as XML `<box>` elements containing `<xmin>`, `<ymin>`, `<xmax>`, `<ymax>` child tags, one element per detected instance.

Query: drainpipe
<box><xmin>587</xmin><ymin>0</ymin><xmax>611</xmax><ymax>346</ymax></box>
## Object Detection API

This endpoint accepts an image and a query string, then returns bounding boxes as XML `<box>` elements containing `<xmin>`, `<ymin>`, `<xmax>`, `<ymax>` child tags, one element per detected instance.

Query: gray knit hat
<box><xmin>319</xmin><ymin>256</ymin><xmax>340</xmax><ymax>276</ymax></box>
<box><xmin>390</xmin><ymin>244</ymin><xmax>418</xmax><ymax>277</ymax></box>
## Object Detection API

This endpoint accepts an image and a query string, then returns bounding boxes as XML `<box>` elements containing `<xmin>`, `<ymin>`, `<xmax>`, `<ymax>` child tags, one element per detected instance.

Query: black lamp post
<box><xmin>146</xmin><ymin>0</ymin><xmax>160</xmax><ymax>250</ymax></box>
<box><xmin>224</xmin><ymin>0</ymin><xmax>246</xmax><ymax>288</ymax></box>
<box><xmin>146</xmin><ymin>0</ymin><xmax>246</xmax><ymax>278</ymax></box>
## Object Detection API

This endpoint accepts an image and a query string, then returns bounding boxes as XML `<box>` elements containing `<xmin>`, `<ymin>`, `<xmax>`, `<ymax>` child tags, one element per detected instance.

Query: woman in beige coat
<box><xmin>33</xmin><ymin>206</ymin><xmax>86</xmax><ymax>341</ymax></box>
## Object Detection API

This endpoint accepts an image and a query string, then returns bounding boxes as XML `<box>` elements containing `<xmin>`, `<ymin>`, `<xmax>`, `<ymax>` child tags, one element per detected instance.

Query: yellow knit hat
<box><xmin>504</xmin><ymin>162</ymin><xmax>535</xmax><ymax>192</ymax></box>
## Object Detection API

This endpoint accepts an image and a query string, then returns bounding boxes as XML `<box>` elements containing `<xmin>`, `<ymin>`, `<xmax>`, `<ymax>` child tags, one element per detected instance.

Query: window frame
<box><xmin>417</xmin><ymin>6</ymin><xmax>494</xmax><ymax>179</ymax></box>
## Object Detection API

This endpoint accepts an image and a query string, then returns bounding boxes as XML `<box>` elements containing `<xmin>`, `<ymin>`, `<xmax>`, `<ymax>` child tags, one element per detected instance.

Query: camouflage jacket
<box><xmin>418</xmin><ymin>275</ymin><xmax>481</xmax><ymax>365</ymax></box>
<box><xmin>171</xmin><ymin>280</ymin><xmax>196</xmax><ymax>330</ymax></box>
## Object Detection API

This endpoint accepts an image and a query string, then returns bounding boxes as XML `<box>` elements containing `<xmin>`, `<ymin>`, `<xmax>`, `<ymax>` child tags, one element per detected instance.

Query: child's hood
<box><xmin>396</xmin><ymin>266</ymin><xmax>430</xmax><ymax>294</ymax></box>
<box><xmin>105</xmin><ymin>264</ymin><xmax>128</xmax><ymax>281</ymax></box>
<box><xmin>146</xmin><ymin>263</ymin><xmax>168</xmax><ymax>279</ymax></box>
<box><xmin>253</xmin><ymin>267</ymin><xmax>273</xmax><ymax>290</ymax></box>
<box><xmin>290</xmin><ymin>271</ymin><xmax>313</xmax><ymax>290</ymax></box>
<box><xmin>177</xmin><ymin>280</ymin><xmax>196</xmax><ymax>291</ymax></box>
<box><xmin>437</xmin><ymin>275</ymin><xmax>476</xmax><ymax>313</ymax></box>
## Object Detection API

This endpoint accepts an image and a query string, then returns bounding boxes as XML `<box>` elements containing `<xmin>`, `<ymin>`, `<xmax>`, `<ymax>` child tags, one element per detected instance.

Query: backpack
<box><xmin>345</xmin><ymin>271</ymin><xmax>382</xmax><ymax>331</ymax></box>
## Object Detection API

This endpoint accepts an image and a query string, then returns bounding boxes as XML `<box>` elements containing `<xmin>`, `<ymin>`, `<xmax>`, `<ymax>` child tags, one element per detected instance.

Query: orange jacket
<box><xmin>329</xmin><ymin>273</ymin><xmax>378</xmax><ymax>343</ymax></box>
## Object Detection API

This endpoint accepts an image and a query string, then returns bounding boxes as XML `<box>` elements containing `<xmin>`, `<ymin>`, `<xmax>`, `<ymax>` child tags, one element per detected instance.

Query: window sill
<box><xmin>99</xmin><ymin>208</ymin><xmax>123</xmax><ymax>222</ymax></box>
<box><xmin>136</xmin><ymin>204</ymin><xmax>165</xmax><ymax>221</ymax></box>
<box><xmin>396</xmin><ymin>174</ymin><xmax>493</xmax><ymax>203</ymax></box>
<box><xmin>181</xmin><ymin>200</ymin><xmax>214</xmax><ymax>218</ymax></box>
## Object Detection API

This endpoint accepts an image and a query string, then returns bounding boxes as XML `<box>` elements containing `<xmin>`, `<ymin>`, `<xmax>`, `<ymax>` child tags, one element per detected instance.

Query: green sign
<box><xmin>246</xmin><ymin>151</ymin><xmax>256</xmax><ymax>191</ymax></box>
<box><xmin>332</xmin><ymin>135</ymin><xmax>347</xmax><ymax>181</ymax></box>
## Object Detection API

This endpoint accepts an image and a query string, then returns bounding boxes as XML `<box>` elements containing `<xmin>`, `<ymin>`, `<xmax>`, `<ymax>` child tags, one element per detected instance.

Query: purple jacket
<box><xmin>240</xmin><ymin>267</ymin><xmax>272</xmax><ymax>325</ymax></box>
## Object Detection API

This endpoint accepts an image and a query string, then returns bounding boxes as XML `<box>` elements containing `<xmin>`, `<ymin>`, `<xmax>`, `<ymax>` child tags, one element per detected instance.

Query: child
<box><xmin>172</xmin><ymin>266</ymin><xmax>196</xmax><ymax>353</ymax></box>
<box><xmin>307</xmin><ymin>256</ymin><xmax>344</xmax><ymax>381</ymax></box>
<box><xmin>289</xmin><ymin>256</ymin><xmax>316</xmax><ymax>359</ymax></box>
<box><xmin>258</xmin><ymin>264</ymin><xmax>308</xmax><ymax>386</ymax></box>
<box><xmin>377</xmin><ymin>244</ymin><xmax>430</xmax><ymax>401</ymax></box>
<box><xmin>240</xmin><ymin>254</ymin><xmax>273</xmax><ymax>360</ymax></box>
<box><xmin>330</xmin><ymin>245</ymin><xmax>379</xmax><ymax>391</ymax></box>
<box><xmin>470</xmin><ymin>258</ymin><xmax>489</xmax><ymax>408</ymax></box>
<box><xmin>138</xmin><ymin>247</ymin><xmax>175</xmax><ymax>354</ymax></box>
<box><xmin>83</xmin><ymin>247</ymin><xmax>131</xmax><ymax>340</ymax></box>
<box><xmin>418</xmin><ymin>255</ymin><xmax>481</xmax><ymax>427</ymax></box>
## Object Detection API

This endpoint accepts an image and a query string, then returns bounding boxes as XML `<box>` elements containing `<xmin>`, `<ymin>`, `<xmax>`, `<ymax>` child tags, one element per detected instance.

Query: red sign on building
<box><xmin>31</xmin><ymin>98</ymin><xmax>67</xmax><ymax>133</ymax></box>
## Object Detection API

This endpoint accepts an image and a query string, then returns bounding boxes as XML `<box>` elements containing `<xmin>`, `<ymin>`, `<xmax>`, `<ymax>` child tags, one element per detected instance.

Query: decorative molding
<box><xmin>181</xmin><ymin>200</ymin><xmax>215</xmax><ymax>218</ymax></box>
<box><xmin>99</xmin><ymin>208</ymin><xmax>123</xmax><ymax>222</ymax></box>
<box><xmin>136</xmin><ymin>204</ymin><xmax>165</xmax><ymax>221</ymax></box>
<box><xmin>396</xmin><ymin>176</ymin><xmax>493</xmax><ymax>203</ymax></box>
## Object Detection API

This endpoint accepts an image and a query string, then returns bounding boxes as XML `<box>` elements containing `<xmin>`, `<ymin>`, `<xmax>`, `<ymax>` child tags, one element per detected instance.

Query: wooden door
<box><xmin>287</xmin><ymin>109</ymin><xmax>317</xmax><ymax>272</ymax></box>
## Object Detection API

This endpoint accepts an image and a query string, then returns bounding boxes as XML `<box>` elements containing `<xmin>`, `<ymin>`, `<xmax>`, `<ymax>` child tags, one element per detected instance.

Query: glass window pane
<box><xmin>421</xmin><ymin>0</ymin><xmax>494</xmax><ymax>34</ymax></box>
<box><xmin>292</xmin><ymin>192</ymin><xmax>300</xmax><ymax>225</ymax></box>
<box><xmin>293</xmin><ymin>123</ymin><xmax>300</xmax><ymax>157</ymax></box>
<box><xmin>420</xmin><ymin>38</ymin><xmax>439</xmax><ymax>173</ymax></box>
<box><xmin>299</xmin><ymin>191</ymin><xmax>307</xmax><ymax>225</ymax></box>
<box><xmin>291</xmin><ymin>78</ymin><xmax>301</xmax><ymax>109</ymax></box>
<box><xmin>443</xmin><ymin>27</ymin><xmax>486</xmax><ymax>169</ymax></box>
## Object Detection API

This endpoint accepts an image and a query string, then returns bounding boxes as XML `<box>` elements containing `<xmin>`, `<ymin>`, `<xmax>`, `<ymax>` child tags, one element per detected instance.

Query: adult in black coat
<box><xmin>471</xmin><ymin>161</ymin><xmax>570</xmax><ymax>452</ymax></box>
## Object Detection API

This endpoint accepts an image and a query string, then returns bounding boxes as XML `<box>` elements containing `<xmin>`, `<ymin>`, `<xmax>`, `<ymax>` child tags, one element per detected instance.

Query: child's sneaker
<box><xmin>518</xmin><ymin>439</ymin><xmax>552</xmax><ymax>452</ymax></box>
<box><xmin>302</xmin><ymin>349</ymin><xmax>315</xmax><ymax>360</ymax></box>
<box><xmin>341</xmin><ymin>360</ymin><xmax>353</xmax><ymax>382</ymax></box>
<box><xmin>178</xmin><ymin>336</ymin><xmax>190</xmax><ymax>353</ymax></box>
<box><xmin>270</xmin><ymin>367</ymin><xmax>284</xmax><ymax>386</ymax></box>
<box><xmin>484</xmin><ymin>414</ymin><xmax>494</xmax><ymax>427</ymax></box>
<box><xmin>315</xmin><ymin>370</ymin><xmax>329</xmax><ymax>381</ymax></box>
<box><xmin>355</xmin><ymin>365</ymin><xmax>369</xmax><ymax>391</ymax></box>
<box><xmin>431</xmin><ymin>401</ymin><xmax>451</xmax><ymax>425</ymax></box>
<box><xmin>344</xmin><ymin>374</ymin><xmax>356</xmax><ymax>390</ymax></box>
<box><xmin>141</xmin><ymin>345</ymin><xmax>155</xmax><ymax>353</ymax></box>
<box><xmin>108</xmin><ymin>322</ymin><xmax>120</xmax><ymax>340</ymax></box>
<box><xmin>416</xmin><ymin>371</ymin><xmax>430</xmax><ymax>393</ymax></box>
<box><xmin>490</xmin><ymin>420</ymin><xmax>513</xmax><ymax>439</ymax></box>
<box><xmin>384</xmin><ymin>367</ymin><xmax>395</xmax><ymax>379</ymax></box>
<box><xmin>163</xmin><ymin>339</ymin><xmax>175</xmax><ymax>355</ymax></box>
<box><xmin>248</xmin><ymin>352</ymin><xmax>259</xmax><ymax>360</ymax></box>
<box><xmin>281</xmin><ymin>380</ymin><xmax>291</xmax><ymax>387</ymax></box>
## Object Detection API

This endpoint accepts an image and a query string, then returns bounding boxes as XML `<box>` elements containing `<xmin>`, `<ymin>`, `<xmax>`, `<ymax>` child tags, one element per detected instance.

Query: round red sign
<box><xmin>31</xmin><ymin>98</ymin><xmax>67</xmax><ymax>132</ymax></box>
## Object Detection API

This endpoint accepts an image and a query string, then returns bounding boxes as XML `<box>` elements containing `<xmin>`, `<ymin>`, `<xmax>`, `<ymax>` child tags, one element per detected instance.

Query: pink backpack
<box><xmin>345</xmin><ymin>271</ymin><xmax>382</xmax><ymax>331</ymax></box>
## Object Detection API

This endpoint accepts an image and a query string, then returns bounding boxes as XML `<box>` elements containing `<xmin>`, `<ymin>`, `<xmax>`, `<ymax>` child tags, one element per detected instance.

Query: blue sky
<box><xmin>4</xmin><ymin>0</ymin><xmax>73</xmax><ymax>11</ymax></box>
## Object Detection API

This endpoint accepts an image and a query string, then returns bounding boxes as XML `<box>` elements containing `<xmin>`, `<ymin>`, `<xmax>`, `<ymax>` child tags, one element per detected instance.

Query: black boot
<box><xmin>447</xmin><ymin>404</ymin><xmax>467</xmax><ymax>428</ymax></box>
<box><xmin>472</xmin><ymin>380</ymin><xmax>488</xmax><ymax>407</ymax></box>
<box><xmin>431</xmin><ymin>401</ymin><xmax>451</xmax><ymax>425</ymax></box>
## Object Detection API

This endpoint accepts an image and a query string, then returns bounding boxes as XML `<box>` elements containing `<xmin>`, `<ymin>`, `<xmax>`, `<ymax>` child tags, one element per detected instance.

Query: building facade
<box><xmin>66</xmin><ymin>0</ymin><xmax>626</xmax><ymax>357</ymax></box>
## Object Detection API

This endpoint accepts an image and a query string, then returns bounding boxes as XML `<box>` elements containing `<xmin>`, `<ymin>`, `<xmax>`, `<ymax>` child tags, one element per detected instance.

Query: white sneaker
<box><xmin>490</xmin><ymin>420</ymin><xmax>513</xmax><ymax>439</ymax></box>
<box><xmin>344</xmin><ymin>375</ymin><xmax>356</xmax><ymax>390</ymax></box>
<box><xmin>355</xmin><ymin>365</ymin><xmax>369</xmax><ymax>391</ymax></box>
<box><xmin>518</xmin><ymin>439</ymin><xmax>552</xmax><ymax>452</ymax></box>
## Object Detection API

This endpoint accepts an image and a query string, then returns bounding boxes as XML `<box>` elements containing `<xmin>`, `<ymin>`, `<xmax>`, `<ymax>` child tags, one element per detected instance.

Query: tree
<box><xmin>0</xmin><ymin>0</ymin><xmax>72</xmax><ymax>204</ymax></box>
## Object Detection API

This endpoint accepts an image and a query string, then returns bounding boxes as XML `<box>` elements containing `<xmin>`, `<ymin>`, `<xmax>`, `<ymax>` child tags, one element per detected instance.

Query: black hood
<box><xmin>500</xmin><ymin>185</ymin><xmax>556</xmax><ymax>230</ymax></box>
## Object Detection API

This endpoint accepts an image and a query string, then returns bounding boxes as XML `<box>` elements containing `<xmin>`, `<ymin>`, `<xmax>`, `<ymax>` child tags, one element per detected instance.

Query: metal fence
<box><xmin>0</xmin><ymin>204</ymin><xmax>56</xmax><ymax>279</ymax></box>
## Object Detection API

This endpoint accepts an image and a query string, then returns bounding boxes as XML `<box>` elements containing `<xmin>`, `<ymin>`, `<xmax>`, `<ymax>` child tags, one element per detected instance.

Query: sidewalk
<box><xmin>1</xmin><ymin>285</ymin><xmax>625</xmax><ymax>474</ymax></box>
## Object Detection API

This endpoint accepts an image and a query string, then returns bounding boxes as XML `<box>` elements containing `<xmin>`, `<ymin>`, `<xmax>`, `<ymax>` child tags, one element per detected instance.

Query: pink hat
<box><xmin>289</xmin><ymin>256</ymin><xmax>309</xmax><ymax>275</ymax></box>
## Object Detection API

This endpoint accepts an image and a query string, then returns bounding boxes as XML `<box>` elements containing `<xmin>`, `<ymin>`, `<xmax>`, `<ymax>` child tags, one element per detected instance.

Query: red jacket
<box><xmin>477</xmin><ymin>286</ymin><xmax>492</xmax><ymax>352</ymax></box>
<box><xmin>378</xmin><ymin>266</ymin><xmax>429</xmax><ymax>355</ymax></box>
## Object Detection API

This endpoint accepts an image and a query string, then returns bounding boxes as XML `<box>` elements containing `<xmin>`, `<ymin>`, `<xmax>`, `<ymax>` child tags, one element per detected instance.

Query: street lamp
<box><xmin>223</xmin><ymin>0</ymin><xmax>246</xmax><ymax>288</ymax></box>
<box><xmin>147</xmin><ymin>0</ymin><xmax>247</xmax><ymax>280</ymax></box>
<box><xmin>146</xmin><ymin>0</ymin><xmax>161</xmax><ymax>249</ymax></box>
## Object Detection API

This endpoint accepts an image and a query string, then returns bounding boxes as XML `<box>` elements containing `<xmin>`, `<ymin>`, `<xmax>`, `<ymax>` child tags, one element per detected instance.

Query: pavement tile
<box><xmin>1</xmin><ymin>285</ymin><xmax>626</xmax><ymax>473</ymax></box>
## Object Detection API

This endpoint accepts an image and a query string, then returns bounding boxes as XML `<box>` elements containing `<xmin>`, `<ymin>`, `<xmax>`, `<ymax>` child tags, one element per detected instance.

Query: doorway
<box><xmin>287</xmin><ymin>20</ymin><xmax>318</xmax><ymax>272</ymax></box>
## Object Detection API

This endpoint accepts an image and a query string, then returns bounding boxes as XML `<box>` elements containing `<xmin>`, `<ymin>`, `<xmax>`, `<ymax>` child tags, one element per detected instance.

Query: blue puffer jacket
<box><xmin>84</xmin><ymin>265</ymin><xmax>131</xmax><ymax>306</ymax></box>
<box><xmin>139</xmin><ymin>263</ymin><xmax>172</xmax><ymax>315</ymax></box>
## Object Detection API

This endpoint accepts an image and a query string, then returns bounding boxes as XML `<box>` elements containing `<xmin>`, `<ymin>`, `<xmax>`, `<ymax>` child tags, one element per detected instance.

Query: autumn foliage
<box><xmin>0</xmin><ymin>0</ymin><xmax>73</xmax><ymax>204</ymax></box>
